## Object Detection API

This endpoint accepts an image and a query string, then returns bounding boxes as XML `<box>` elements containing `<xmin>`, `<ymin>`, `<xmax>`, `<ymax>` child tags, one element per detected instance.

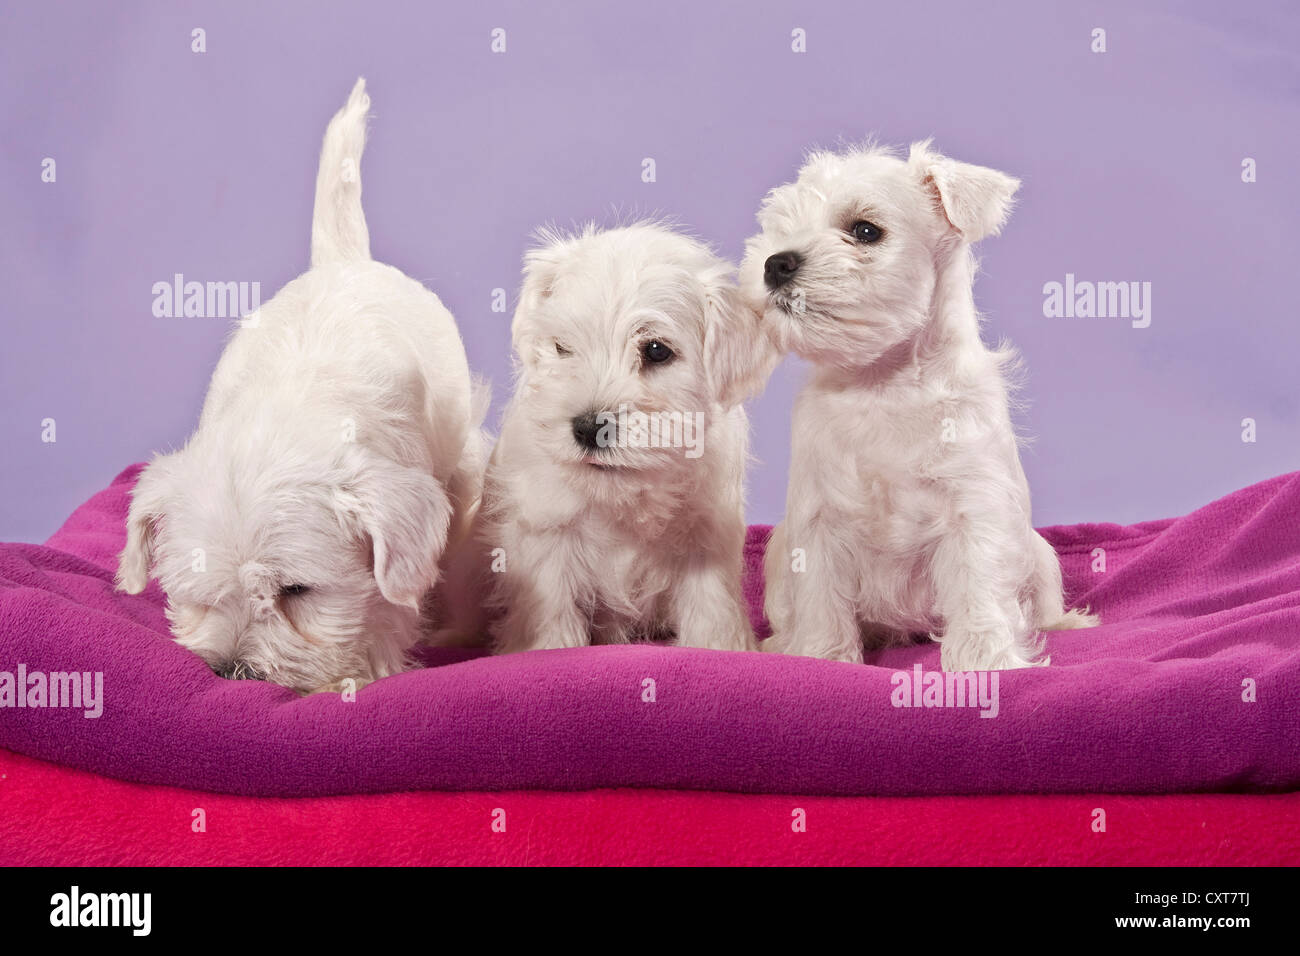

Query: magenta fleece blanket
<box><xmin>1</xmin><ymin>465</ymin><xmax>1297</xmax><ymax>797</ymax></box>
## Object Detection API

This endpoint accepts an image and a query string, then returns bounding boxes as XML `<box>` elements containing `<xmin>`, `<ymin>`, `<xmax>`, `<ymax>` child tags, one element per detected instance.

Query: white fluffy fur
<box><xmin>740</xmin><ymin>142</ymin><xmax>1097</xmax><ymax>671</ymax></box>
<box><xmin>439</xmin><ymin>222</ymin><xmax>775</xmax><ymax>654</ymax></box>
<box><xmin>116</xmin><ymin>79</ymin><xmax>480</xmax><ymax>692</ymax></box>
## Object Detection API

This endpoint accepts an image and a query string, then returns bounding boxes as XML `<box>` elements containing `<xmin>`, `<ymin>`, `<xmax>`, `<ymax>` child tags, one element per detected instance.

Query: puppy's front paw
<box><xmin>676</xmin><ymin>624</ymin><xmax>758</xmax><ymax>653</ymax></box>
<box><xmin>820</xmin><ymin>643</ymin><xmax>865</xmax><ymax>665</ymax></box>
<box><xmin>761</xmin><ymin>631</ymin><xmax>796</xmax><ymax>654</ymax></box>
<box><xmin>493</xmin><ymin>619</ymin><xmax>589</xmax><ymax>655</ymax></box>
<box><xmin>938</xmin><ymin>629</ymin><xmax>1048</xmax><ymax>671</ymax></box>
<box><xmin>763</xmin><ymin>632</ymin><xmax>863</xmax><ymax>664</ymax></box>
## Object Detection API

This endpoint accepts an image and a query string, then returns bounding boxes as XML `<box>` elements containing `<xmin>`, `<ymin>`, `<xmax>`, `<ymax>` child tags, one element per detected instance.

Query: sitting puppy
<box><xmin>441</xmin><ymin>222</ymin><xmax>773</xmax><ymax>654</ymax></box>
<box><xmin>741</xmin><ymin>142</ymin><xmax>1096</xmax><ymax>671</ymax></box>
<box><xmin>116</xmin><ymin>79</ymin><xmax>479</xmax><ymax>692</ymax></box>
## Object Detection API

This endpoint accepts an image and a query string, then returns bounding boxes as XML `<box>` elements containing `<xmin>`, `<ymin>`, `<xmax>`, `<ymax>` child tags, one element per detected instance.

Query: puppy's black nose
<box><xmin>571</xmin><ymin>411</ymin><xmax>607</xmax><ymax>451</ymax></box>
<box><xmin>764</xmin><ymin>251</ymin><xmax>803</xmax><ymax>290</ymax></box>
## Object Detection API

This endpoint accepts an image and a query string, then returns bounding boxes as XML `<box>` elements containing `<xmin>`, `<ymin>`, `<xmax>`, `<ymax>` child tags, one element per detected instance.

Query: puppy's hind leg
<box><xmin>761</xmin><ymin>521</ymin><xmax>794</xmax><ymax>645</ymax></box>
<box><xmin>1030</xmin><ymin>531</ymin><xmax>1099</xmax><ymax>630</ymax></box>
<box><xmin>424</xmin><ymin>506</ymin><xmax>495</xmax><ymax>648</ymax></box>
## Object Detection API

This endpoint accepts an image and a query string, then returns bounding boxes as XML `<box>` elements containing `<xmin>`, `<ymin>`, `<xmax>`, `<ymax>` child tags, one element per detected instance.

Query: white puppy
<box><xmin>116</xmin><ymin>79</ymin><xmax>479</xmax><ymax>692</ymax></box>
<box><xmin>441</xmin><ymin>222</ymin><xmax>773</xmax><ymax>654</ymax></box>
<box><xmin>741</xmin><ymin>142</ymin><xmax>1096</xmax><ymax>671</ymax></box>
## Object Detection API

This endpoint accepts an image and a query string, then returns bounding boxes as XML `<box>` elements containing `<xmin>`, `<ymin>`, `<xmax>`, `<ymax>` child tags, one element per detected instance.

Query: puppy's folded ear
<box><xmin>909</xmin><ymin>141</ymin><xmax>1020</xmax><ymax>243</ymax></box>
<box><xmin>116</xmin><ymin>454</ymin><xmax>177</xmax><ymax>594</ymax></box>
<box><xmin>703</xmin><ymin>275</ymin><xmax>780</xmax><ymax>408</ymax></box>
<box><xmin>511</xmin><ymin>228</ymin><xmax>577</xmax><ymax>371</ymax></box>
<box><xmin>335</xmin><ymin>450</ymin><xmax>454</xmax><ymax>610</ymax></box>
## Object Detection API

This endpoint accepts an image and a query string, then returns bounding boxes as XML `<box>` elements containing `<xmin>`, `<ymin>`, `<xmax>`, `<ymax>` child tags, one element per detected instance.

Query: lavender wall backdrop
<box><xmin>2</xmin><ymin>0</ymin><xmax>1297</xmax><ymax>542</ymax></box>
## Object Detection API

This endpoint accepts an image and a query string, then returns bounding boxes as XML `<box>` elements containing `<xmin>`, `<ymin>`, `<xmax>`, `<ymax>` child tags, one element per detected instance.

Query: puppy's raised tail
<box><xmin>311</xmin><ymin>77</ymin><xmax>372</xmax><ymax>267</ymax></box>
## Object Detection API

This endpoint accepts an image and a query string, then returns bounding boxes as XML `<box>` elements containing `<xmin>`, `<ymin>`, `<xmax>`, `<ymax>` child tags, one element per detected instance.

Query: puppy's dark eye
<box><xmin>280</xmin><ymin>584</ymin><xmax>311</xmax><ymax>598</ymax></box>
<box><xmin>641</xmin><ymin>340</ymin><xmax>674</xmax><ymax>365</ymax></box>
<box><xmin>555</xmin><ymin>342</ymin><xmax>572</xmax><ymax>356</ymax></box>
<box><xmin>850</xmin><ymin>220</ymin><xmax>883</xmax><ymax>243</ymax></box>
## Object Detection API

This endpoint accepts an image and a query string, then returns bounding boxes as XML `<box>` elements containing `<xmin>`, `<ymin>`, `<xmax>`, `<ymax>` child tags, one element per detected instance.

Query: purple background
<box><xmin>2</xmin><ymin>0</ymin><xmax>1298</xmax><ymax>542</ymax></box>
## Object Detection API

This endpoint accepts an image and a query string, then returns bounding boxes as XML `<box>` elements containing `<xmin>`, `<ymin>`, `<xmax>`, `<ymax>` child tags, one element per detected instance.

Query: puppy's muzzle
<box><xmin>571</xmin><ymin>411</ymin><xmax>610</xmax><ymax>451</ymax></box>
<box><xmin>764</xmin><ymin>251</ymin><xmax>803</xmax><ymax>290</ymax></box>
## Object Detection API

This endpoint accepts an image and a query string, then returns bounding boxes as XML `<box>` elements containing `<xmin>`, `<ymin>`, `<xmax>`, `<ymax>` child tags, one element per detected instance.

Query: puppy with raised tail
<box><xmin>442</xmin><ymin>222</ymin><xmax>774</xmax><ymax>655</ymax></box>
<box><xmin>116</xmin><ymin>79</ymin><xmax>480</xmax><ymax>692</ymax></box>
<box><xmin>741</xmin><ymin>142</ymin><xmax>1096</xmax><ymax>671</ymax></box>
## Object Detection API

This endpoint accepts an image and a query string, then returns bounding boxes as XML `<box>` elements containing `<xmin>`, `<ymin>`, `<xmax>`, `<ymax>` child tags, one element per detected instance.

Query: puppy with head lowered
<box><xmin>440</xmin><ymin>222</ymin><xmax>774</xmax><ymax>654</ymax></box>
<box><xmin>742</xmin><ymin>142</ymin><xmax>1096</xmax><ymax>671</ymax></box>
<box><xmin>116</xmin><ymin>80</ymin><xmax>481</xmax><ymax>692</ymax></box>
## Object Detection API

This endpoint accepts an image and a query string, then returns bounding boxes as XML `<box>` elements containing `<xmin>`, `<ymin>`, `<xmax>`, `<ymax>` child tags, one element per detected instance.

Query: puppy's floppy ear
<box><xmin>702</xmin><ymin>268</ymin><xmax>780</xmax><ymax>408</ymax></box>
<box><xmin>909</xmin><ymin>141</ymin><xmax>1020</xmax><ymax>243</ymax></box>
<box><xmin>511</xmin><ymin>229</ymin><xmax>576</xmax><ymax>371</ymax></box>
<box><xmin>335</xmin><ymin>449</ymin><xmax>454</xmax><ymax>610</ymax></box>
<box><xmin>116</xmin><ymin>454</ymin><xmax>177</xmax><ymax>594</ymax></box>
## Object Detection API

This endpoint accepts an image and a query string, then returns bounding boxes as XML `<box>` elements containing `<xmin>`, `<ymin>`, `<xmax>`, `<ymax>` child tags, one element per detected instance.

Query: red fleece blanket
<box><xmin>2</xmin><ymin>749</ymin><xmax>1297</xmax><ymax>865</ymax></box>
